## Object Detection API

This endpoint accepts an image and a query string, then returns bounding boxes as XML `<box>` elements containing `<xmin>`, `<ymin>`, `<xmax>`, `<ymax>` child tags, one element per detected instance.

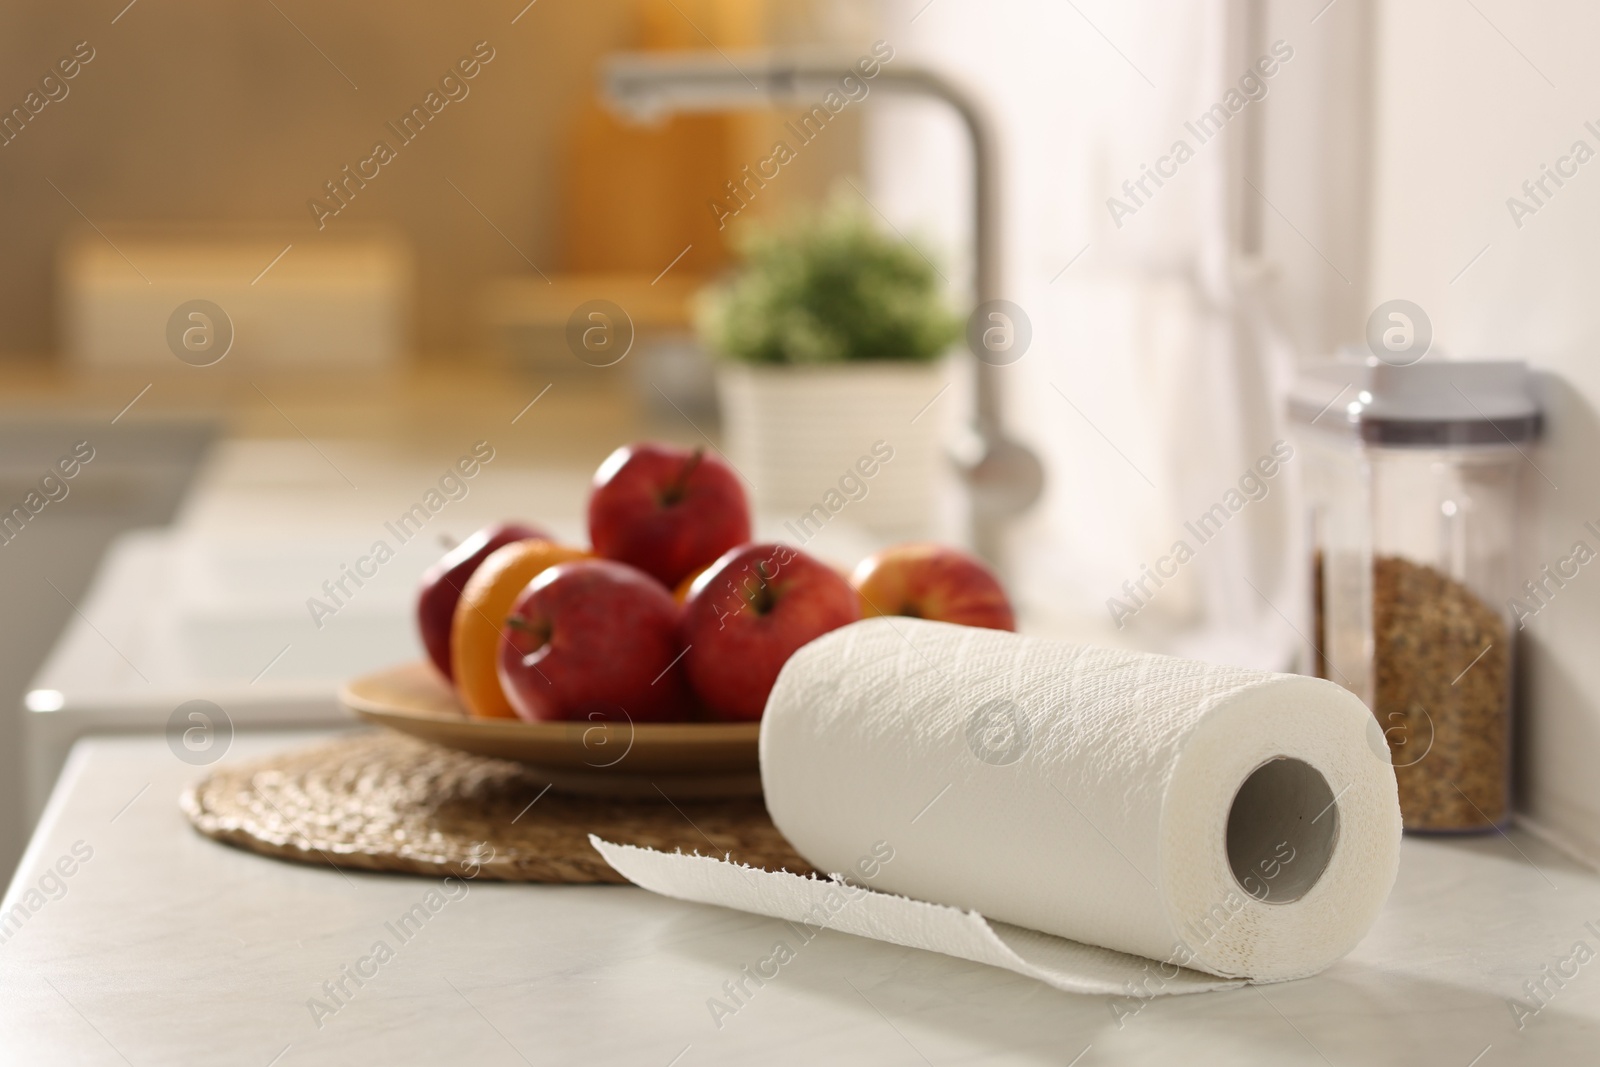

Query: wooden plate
<box><xmin>339</xmin><ymin>662</ymin><xmax>762</xmax><ymax>797</ymax></box>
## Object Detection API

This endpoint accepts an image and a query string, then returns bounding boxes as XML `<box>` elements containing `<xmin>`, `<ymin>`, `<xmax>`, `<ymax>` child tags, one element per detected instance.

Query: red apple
<box><xmin>588</xmin><ymin>442</ymin><xmax>751</xmax><ymax>589</ymax></box>
<box><xmin>497</xmin><ymin>559</ymin><xmax>692</xmax><ymax>723</ymax></box>
<box><xmin>681</xmin><ymin>543</ymin><xmax>860</xmax><ymax>721</ymax></box>
<box><xmin>417</xmin><ymin>522</ymin><xmax>546</xmax><ymax>679</ymax></box>
<box><xmin>851</xmin><ymin>542</ymin><xmax>1016</xmax><ymax>631</ymax></box>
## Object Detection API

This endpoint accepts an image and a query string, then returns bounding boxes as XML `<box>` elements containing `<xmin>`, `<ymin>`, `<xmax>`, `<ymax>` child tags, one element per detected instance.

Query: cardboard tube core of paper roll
<box><xmin>1225</xmin><ymin>756</ymin><xmax>1341</xmax><ymax>905</ymax></box>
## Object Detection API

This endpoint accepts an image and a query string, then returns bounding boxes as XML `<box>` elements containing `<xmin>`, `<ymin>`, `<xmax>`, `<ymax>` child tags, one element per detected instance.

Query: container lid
<box><xmin>1288</xmin><ymin>354</ymin><xmax>1542</xmax><ymax>446</ymax></box>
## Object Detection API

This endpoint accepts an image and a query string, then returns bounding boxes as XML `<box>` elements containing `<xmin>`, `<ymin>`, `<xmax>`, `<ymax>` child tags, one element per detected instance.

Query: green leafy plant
<box><xmin>696</xmin><ymin>200</ymin><xmax>963</xmax><ymax>366</ymax></box>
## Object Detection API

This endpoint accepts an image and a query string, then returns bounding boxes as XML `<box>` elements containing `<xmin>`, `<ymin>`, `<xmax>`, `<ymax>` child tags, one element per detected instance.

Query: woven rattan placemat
<box><xmin>181</xmin><ymin>731</ymin><xmax>813</xmax><ymax>883</ymax></box>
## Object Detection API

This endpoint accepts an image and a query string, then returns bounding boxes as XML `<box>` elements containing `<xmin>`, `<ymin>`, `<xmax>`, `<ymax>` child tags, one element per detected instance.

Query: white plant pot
<box><xmin>716</xmin><ymin>360</ymin><xmax>951</xmax><ymax>539</ymax></box>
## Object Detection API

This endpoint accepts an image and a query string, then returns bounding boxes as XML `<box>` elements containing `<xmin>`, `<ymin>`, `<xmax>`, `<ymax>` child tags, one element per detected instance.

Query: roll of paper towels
<box><xmin>595</xmin><ymin>617</ymin><xmax>1401</xmax><ymax>995</ymax></box>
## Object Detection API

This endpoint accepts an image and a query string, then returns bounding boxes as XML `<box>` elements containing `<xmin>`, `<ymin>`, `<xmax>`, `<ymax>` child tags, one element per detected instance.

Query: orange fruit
<box><xmin>673</xmin><ymin>564</ymin><xmax>710</xmax><ymax>604</ymax></box>
<box><xmin>451</xmin><ymin>539</ymin><xmax>590</xmax><ymax>718</ymax></box>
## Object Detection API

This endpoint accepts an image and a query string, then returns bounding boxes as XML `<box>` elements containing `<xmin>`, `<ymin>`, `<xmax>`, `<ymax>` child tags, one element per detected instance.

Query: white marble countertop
<box><xmin>3</xmin><ymin>731</ymin><xmax>1597</xmax><ymax>1066</ymax></box>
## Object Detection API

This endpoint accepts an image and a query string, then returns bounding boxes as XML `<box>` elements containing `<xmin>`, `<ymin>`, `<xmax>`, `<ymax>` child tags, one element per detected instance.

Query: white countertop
<box><xmin>3</xmin><ymin>731</ymin><xmax>1596</xmax><ymax>1066</ymax></box>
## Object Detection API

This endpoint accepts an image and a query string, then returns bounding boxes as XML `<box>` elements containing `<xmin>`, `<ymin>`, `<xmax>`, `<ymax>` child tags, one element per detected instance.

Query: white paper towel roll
<box><xmin>596</xmin><ymin>617</ymin><xmax>1401</xmax><ymax>994</ymax></box>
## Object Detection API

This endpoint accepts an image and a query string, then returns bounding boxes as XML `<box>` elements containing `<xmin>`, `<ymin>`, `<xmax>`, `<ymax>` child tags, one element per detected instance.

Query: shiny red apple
<box><xmin>417</xmin><ymin>522</ymin><xmax>547</xmax><ymax>679</ymax></box>
<box><xmin>496</xmin><ymin>559</ymin><xmax>692</xmax><ymax>723</ymax></box>
<box><xmin>851</xmin><ymin>542</ymin><xmax>1015</xmax><ymax>631</ymax></box>
<box><xmin>681</xmin><ymin>543</ymin><xmax>860</xmax><ymax>721</ymax></box>
<box><xmin>587</xmin><ymin>442</ymin><xmax>751</xmax><ymax>589</ymax></box>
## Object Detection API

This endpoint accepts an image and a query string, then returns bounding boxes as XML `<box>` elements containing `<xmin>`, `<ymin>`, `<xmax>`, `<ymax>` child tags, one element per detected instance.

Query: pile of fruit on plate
<box><xmin>415</xmin><ymin>441</ymin><xmax>1015</xmax><ymax>726</ymax></box>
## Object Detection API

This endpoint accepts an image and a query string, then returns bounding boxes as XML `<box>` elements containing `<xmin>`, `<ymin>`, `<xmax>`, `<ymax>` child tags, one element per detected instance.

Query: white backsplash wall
<box><xmin>1367</xmin><ymin>0</ymin><xmax>1600</xmax><ymax>858</ymax></box>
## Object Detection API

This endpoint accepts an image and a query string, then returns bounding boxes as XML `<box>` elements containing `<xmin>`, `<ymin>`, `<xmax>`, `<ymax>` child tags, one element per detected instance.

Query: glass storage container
<box><xmin>1290</xmin><ymin>358</ymin><xmax>1541</xmax><ymax>832</ymax></box>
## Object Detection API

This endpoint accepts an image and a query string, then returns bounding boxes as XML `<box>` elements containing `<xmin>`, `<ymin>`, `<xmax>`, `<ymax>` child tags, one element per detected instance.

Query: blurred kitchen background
<box><xmin>3</xmin><ymin>0</ymin><xmax>1599</xmax><ymax>885</ymax></box>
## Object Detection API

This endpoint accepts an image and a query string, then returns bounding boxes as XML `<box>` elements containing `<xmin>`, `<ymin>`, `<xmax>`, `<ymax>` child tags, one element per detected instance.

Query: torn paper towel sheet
<box><xmin>591</xmin><ymin>837</ymin><xmax>1243</xmax><ymax>997</ymax></box>
<box><xmin>597</xmin><ymin>617</ymin><xmax>1401</xmax><ymax>995</ymax></box>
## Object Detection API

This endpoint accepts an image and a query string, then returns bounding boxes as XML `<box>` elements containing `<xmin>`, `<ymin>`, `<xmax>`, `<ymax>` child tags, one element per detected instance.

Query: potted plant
<box><xmin>696</xmin><ymin>200</ymin><xmax>964</xmax><ymax>537</ymax></box>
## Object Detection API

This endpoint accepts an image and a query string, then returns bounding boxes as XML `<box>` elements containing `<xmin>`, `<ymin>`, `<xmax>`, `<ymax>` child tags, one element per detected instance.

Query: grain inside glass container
<box><xmin>1293</xmin><ymin>358</ymin><xmax>1539</xmax><ymax>833</ymax></box>
<box><xmin>1372</xmin><ymin>555</ymin><xmax>1508</xmax><ymax>828</ymax></box>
